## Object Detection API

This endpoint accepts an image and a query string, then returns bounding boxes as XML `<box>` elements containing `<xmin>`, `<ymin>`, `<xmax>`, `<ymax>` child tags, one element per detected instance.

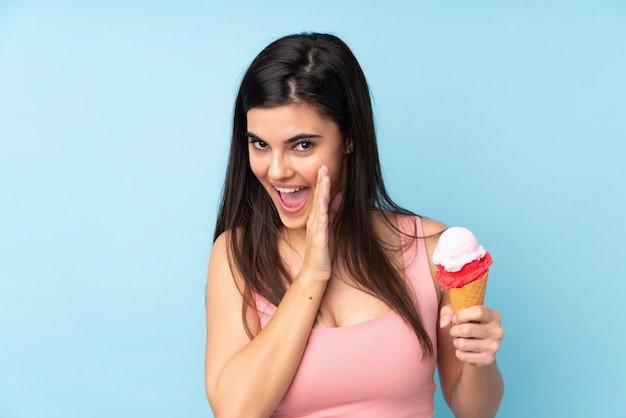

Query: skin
<box><xmin>205</xmin><ymin>103</ymin><xmax>504</xmax><ymax>418</ymax></box>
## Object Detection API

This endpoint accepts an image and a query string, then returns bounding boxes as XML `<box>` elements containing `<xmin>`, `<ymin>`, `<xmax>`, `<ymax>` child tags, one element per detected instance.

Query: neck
<box><xmin>282</xmin><ymin>226</ymin><xmax>307</xmax><ymax>251</ymax></box>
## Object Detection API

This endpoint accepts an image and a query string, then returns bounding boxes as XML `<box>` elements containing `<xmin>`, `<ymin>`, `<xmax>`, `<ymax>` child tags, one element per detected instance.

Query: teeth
<box><xmin>275</xmin><ymin>187</ymin><xmax>303</xmax><ymax>193</ymax></box>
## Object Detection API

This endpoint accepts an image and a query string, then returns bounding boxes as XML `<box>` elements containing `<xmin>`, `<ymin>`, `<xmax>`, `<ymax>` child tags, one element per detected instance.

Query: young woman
<box><xmin>205</xmin><ymin>33</ymin><xmax>504</xmax><ymax>418</ymax></box>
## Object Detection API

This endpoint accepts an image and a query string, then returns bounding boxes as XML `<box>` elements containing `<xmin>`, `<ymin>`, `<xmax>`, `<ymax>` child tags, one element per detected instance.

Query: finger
<box><xmin>453</xmin><ymin>305</ymin><xmax>500</xmax><ymax>325</ymax></box>
<box><xmin>319</xmin><ymin>172</ymin><xmax>331</xmax><ymax>214</ymax></box>
<box><xmin>452</xmin><ymin>333</ymin><xmax>501</xmax><ymax>367</ymax></box>
<box><xmin>452</xmin><ymin>333</ymin><xmax>502</xmax><ymax>354</ymax></box>
<box><xmin>449</xmin><ymin>324</ymin><xmax>505</xmax><ymax>359</ymax></box>
<box><xmin>316</xmin><ymin>166</ymin><xmax>330</xmax><ymax>209</ymax></box>
<box><xmin>307</xmin><ymin>166</ymin><xmax>329</xmax><ymax>227</ymax></box>
<box><xmin>439</xmin><ymin>304</ymin><xmax>454</xmax><ymax>328</ymax></box>
<box><xmin>306</xmin><ymin>166</ymin><xmax>333</xmax><ymax>254</ymax></box>
<box><xmin>302</xmin><ymin>167</ymin><xmax>333</xmax><ymax>280</ymax></box>
<box><xmin>454</xmin><ymin>349</ymin><xmax>497</xmax><ymax>367</ymax></box>
<box><xmin>449</xmin><ymin>321</ymin><xmax>499</xmax><ymax>339</ymax></box>
<box><xmin>449</xmin><ymin>322</ymin><xmax>483</xmax><ymax>339</ymax></box>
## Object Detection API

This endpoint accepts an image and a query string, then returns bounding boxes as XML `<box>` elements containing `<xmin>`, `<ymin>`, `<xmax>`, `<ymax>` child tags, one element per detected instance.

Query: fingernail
<box><xmin>440</xmin><ymin>314</ymin><xmax>450</xmax><ymax>328</ymax></box>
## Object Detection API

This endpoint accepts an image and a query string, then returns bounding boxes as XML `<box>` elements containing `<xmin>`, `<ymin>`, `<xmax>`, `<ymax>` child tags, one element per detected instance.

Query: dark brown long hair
<box><xmin>214</xmin><ymin>33</ymin><xmax>433</xmax><ymax>356</ymax></box>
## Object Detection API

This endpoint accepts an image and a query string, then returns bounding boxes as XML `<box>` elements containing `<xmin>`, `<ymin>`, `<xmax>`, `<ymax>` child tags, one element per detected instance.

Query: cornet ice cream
<box><xmin>432</xmin><ymin>226</ymin><xmax>492</xmax><ymax>312</ymax></box>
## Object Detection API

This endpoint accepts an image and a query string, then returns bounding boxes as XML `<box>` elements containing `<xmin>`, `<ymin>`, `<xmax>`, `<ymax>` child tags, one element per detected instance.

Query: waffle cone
<box><xmin>448</xmin><ymin>272</ymin><xmax>489</xmax><ymax>313</ymax></box>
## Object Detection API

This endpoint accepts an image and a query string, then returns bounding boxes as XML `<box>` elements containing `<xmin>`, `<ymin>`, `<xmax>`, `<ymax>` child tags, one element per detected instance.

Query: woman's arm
<box><xmin>205</xmin><ymin>237</ymin><xmax>327</xmax><ymax>418</ymax></box>
<box><xmin>205</xmin><ymin>166</ymin><xmax>340</xmax><ymax>418</ymax></box>
<box><xmin>437</xmin><ymin>298</ymin><xmax>504</xmax><ymax>418</ymax></box>
<box><xmin>422</xmin><ymin>219</ymin><xmax>504</xmax><ymax>418</ymax></box>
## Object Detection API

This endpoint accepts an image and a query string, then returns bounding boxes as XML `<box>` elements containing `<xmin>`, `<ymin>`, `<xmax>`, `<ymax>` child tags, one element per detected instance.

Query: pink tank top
<box><xmin>253</xmin><ymin>215</ymin><xmax>439</xmax><ymax>417</ymax></box>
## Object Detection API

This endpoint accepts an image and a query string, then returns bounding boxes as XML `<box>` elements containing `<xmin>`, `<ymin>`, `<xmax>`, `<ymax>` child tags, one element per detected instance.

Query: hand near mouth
<box><xmin>301</xmin><ymin>165</ymin><xmax>343</xmax><ymax>283</ymax></box>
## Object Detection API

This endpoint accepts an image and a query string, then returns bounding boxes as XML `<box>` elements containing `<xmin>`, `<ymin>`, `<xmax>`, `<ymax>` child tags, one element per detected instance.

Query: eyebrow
<box><xmin>245</xmin><ymin>131</ymin><xmax>322</xmax><ymax>144</ymax></box>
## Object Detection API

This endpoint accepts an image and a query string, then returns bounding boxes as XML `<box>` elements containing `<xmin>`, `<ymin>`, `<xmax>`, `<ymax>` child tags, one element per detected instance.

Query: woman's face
<box><xmin>246</xmin><ymin>103</ymin><xmax>350</xmax><ymax>231</ymax></box>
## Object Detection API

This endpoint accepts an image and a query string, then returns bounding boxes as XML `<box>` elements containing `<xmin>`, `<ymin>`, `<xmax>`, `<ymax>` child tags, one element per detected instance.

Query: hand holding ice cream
<box><xmin>434</xmin><ymin>226</ymin><xmax>502</xmax><ymax>368</ymax></box>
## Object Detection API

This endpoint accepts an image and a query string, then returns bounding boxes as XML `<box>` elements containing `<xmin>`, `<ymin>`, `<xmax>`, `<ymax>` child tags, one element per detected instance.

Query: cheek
<box><xmin>302</xmin><ymin>167</ymin><xmax>319</xmax><ymax>184</ymax></box>
<box><xmin>248</xmin><ymin>155</ymin><xmax>264</xmax><ymax>180</ymax></box>
<box><xmin>328</xmin><ymin>154</ymin><xmax>348</xmax><ymax>182</ymax></box>
<box><xmin>317</xmin><ymin>148</ymin><xmax>344</xmax><ymax>175</ymax></box>
<box><xmin>295</xmin><ymin>157</ymin><xmax>321</xmax><ymax>183</ymax></box>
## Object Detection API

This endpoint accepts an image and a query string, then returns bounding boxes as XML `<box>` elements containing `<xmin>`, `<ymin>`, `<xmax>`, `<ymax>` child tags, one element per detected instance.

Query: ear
<box><xmin>344</xmin><ymin>136</ymin><xmax>353</xmax><ymax>154</ymax></box>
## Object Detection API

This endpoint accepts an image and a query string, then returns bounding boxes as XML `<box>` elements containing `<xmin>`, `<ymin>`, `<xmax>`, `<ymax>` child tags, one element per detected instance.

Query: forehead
<box><xmin>246</xmin><ymin>103</ymin><xmax>339</xmax><ymax>139</ymax></box>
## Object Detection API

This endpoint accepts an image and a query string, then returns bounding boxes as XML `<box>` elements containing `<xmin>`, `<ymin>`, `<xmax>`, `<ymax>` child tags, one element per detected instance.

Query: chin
<box><xmin>278</xmin><ymin>214</ymin><xmax>308</xmax><ymax>231</ymax></box>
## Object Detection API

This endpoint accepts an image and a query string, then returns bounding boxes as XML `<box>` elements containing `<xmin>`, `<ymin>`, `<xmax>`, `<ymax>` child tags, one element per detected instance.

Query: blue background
<box><xmin>1</xmin><ymin>1</ymin><xmax>624</xmax><ymax>417</ymax></box>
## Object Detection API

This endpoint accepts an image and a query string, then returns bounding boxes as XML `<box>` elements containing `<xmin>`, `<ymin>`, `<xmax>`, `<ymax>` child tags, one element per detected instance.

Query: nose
<box><xmin>268</xmin><ymin>152</ymin><xmax>293</xmax><ymax>181</ymax></box>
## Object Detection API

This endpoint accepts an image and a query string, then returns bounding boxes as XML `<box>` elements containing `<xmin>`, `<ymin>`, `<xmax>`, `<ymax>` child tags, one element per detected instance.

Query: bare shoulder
<box><xmin>211</xmin><ymin>229</ymin><xmax>233</xmax><ymax>255</ymax></box>
<box><xmin>372</xmin><ymin>210</ymin><xmax>446</xmax><ymax>239</ymax></box>
<box><xmin>210</xmin><ymin>231</ymin><xmax>228</xmax><ymax>258</ymax></box>
<box><xmin>419</xmin><ymin>217</ymin><xmax>447</xmax><ymax>252</ymax></box>
<box><xmin>207</xmin><ymin>230</ymin><xmax>238</xmax><ymax>299</ymax></box>
<box><xmin>207</xmin><ymin>230</ymin><xmax>248</xmax><ymax>296</ymax></box>
<box><xmin>421</xmin><ymin>218</ymin><xmax>447</xmax><ymax>241</ymax></box>
<box><xmin>208</xmin><ymin>232</ymin><xmax>234</xmax><ymax>283</ymax></box>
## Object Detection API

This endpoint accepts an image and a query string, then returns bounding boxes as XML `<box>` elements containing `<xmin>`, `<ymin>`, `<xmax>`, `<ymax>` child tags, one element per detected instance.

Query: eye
<box><xmin>249</xmin><ymin>138</ymin><xmax>268</xmax><ymax>150</ymax></box>
<box><xmin>294</xmin><ymin>141</ymin><xmax>313</xmax><ymax>151</ymax></box>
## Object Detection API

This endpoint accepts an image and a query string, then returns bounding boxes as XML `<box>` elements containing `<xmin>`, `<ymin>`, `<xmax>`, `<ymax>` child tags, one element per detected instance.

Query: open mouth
<box><xmin>275</xmin><ymin>186</ymin><xmax>310</xmax><ymax>212</ymax></box>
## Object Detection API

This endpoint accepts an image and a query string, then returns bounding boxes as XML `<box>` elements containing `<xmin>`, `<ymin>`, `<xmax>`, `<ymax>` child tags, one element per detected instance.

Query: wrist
<box><xmin>296</xmin><ymin>265</ymin><xmax>332</xmax><ymax>284</ymax></box>
<box><xmin>293</xmin><ymin>270</ymin><xmax>330</xmax><ymax>295</ymax></box>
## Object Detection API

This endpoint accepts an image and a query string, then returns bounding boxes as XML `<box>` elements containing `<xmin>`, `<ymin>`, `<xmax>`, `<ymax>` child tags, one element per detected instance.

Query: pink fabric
<box><xmin>253</xmin><ymin>215</ymin><xmax>439</xmax><ymax>417</ymax></box>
